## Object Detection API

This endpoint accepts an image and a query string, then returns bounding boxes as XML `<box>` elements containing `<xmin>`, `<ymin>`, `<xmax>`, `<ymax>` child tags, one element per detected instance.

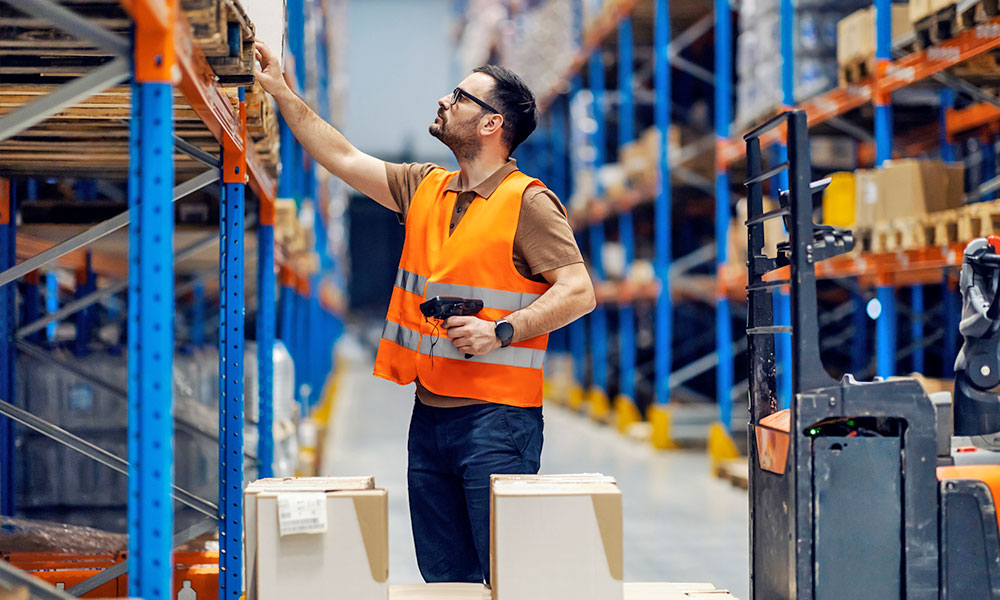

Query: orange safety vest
<box><xmin>373</xmin><ymin>167</ymin><xmax>553</xmax><ymax>407</ymax></box>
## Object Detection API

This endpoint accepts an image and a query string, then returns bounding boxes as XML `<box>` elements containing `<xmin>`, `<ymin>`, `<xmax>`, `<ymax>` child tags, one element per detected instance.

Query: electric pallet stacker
<box><xmin>743</xmin><ymin>110</ymin><xmax>1000</xmax><ymax>599</ymax></box>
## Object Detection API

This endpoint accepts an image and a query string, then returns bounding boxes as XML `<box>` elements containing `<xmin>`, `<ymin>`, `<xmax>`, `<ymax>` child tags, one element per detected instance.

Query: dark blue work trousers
<box><xmin>407</xmin><ymin>398</ymin><xmax>544</xmax><ymax>584</ymax></box>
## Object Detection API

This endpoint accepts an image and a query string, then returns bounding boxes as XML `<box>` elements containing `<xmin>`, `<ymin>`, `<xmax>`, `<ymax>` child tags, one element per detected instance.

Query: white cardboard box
<box><xmin>244</xmin><ymin>477</ymin><xmax>378</xmax><ymax>600</ymax></box>
<box><xmin>491</xmin><ymin>479</ymin><xmax>623</xmax><ymax>600</ymax></box>
<box><xmin>254</xmin><ymin>488</ymin><xmax>388</xmax><ymax>599</ymax></box>
<box><xmin>390</xmin><ymin>584</ymin><xmax>491</xmax><ymax>599</ymax></box>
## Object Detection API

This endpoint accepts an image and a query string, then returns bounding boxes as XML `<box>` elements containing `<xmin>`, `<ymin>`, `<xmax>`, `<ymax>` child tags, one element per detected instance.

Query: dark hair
<box><xmin>473</xmin><ymin>65</ymin><xmax>537</xmax><ymax>154</ymax></box>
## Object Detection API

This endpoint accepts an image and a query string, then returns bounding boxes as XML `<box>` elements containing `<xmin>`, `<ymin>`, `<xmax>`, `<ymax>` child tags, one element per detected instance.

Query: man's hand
<box><xmin>254</xmin><ymin>41</ymin><xmax>290</xmax><ymax>98</ymax></box>
<box><xmin>443</xmin><ymin>316</ymin><xmax>501</xmax><ymax>357</ymax></box>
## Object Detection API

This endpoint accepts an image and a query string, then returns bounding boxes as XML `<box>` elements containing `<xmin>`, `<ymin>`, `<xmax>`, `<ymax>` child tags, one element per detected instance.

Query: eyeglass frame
<box><xmin>450</xmin><ymin>87</ymin><xmax>505</xmax><ymax>126</ymax></box>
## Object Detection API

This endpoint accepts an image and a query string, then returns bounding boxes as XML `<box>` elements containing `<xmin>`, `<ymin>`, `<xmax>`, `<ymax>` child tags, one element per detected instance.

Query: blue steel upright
<box><xmin>874</xmin><ymin>0</ymin><xmax>896</xmax><ymax>378</ymax></box>
<box><xmin>219</xmin><ymin>87</ymin><xmax>247</xmax><ymax>600</ymax></box>
<box><xmin>127</xmin><ymin>80</ymin><xmax>175</xmax><ymax>599</ymax></box>
<box><xmin>0</xmin><ymin>179</ymin><xmax>16</xmax><ymax>516</ymax></box>
<box><xmin>715</xmin><ymin>0</ymin><xmax>734</xmax><ymax>429</ymax></box>
<box><xmin>257</xmin><ymin>212</ymin><xmax>276</xmax><ymax>478</ymax></box>
<box><xmin>617</xmin><ymin>17</ymin><xmax>637</xmax><ymax>418</ymax></box>
<box><xmin>653</xmin><ymin>0</ymin><xmax>672</xmax><ymax>406</ymax></box>
<box><xmin>588</xmin><ymin>47</ymin><xmax>610</xmax><ymax>418</ymax></box>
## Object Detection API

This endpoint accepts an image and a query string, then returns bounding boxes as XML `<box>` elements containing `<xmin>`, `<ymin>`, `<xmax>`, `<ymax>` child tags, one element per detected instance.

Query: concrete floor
<box><xmin>321</xmin><ymin>346</ymin><xmax>750</xmax><ymax>599</ymax></box>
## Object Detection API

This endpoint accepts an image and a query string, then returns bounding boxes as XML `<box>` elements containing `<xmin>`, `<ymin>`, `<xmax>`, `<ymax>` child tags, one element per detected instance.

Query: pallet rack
<box><xmin>0</xmin><ymin>0</ymin><xmax>344</xmax><ymax>597</ymax></box>
<box><xmin>529</xmin><ymin>0</ymin><xmax>1000</xmax><ymax>450</ymax></box>
<box><xmin>518</xmin><ymin>0</ymin><xmax>727</xmax><ymax>446</ymax></box>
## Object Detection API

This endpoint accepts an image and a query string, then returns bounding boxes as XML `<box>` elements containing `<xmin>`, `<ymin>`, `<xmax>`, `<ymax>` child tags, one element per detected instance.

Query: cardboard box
<box><xmin>390</xmin><ymin>584</ymin><xmax>491</xmax><ymax>599</ymax></box>
<box><xmin>877</xmin><ymin>159</ymin><xmax>964</xmax><ymax>222</ymax></box>
<box><xmin>491</xmin><ymin>479</ymin><xmax>623</xmax><ymax>600</ymax></box>
<box><xmin>623</xmin><ymin>583</ymin><xmax>733</xmax><ymax>599</ymax></box>
<box><xmin>910</xmin><ymin>0</ymin><xmax>931</xmax><ymax>24</ymax></box>
<box><xmin>254</xmin><ymin>488</ymin><xmax>388</xmax><ymax>599</ymax></box>
<box><xmin>838</xmin><ymin>6</ymin><xmax>911</xmax><ymax>66</ymax></box>
<box><xmin>491</xmin><ymin>473</ymin><xmax>618</xmax><ymax>485</ymax></box>
<box><xmin>853</xmin><ymin>168</ymin><xmax>881</xmax><ymax>229</ymax></box>
<box><xmin>244</xmin><ymin>476</ymin><xmax>377</xmax><ymax>600</ymax></box>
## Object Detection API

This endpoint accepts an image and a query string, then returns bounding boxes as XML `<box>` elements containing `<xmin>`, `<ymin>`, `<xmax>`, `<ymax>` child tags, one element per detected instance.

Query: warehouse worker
<box><xmin>255</xmin><ymin>41</ymin><xmax>596</xmax><ymax>584</ymax></box>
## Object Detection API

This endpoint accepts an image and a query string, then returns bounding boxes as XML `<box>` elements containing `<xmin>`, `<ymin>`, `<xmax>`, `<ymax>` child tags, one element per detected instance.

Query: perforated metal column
<box><xmin>219</xmin><ymin>174</ymin><xmax>245</xmax><ymax>599</ymax></box>
<box><xmin>127</xmin><ymin>81</ymin><xmax>175</xmax><ymax>600</ymax></box>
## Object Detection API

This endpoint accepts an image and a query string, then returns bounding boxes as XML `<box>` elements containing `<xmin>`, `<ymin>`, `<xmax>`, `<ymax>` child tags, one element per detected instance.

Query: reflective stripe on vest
<box><xmin>382</xmin><ymin>320</ymin><xmax>421</xmax><ymax>352</ymax></box>
<box><xmin>425</xmin><ymin>281</ymin><xmax>542</xmax><ymax>312</ymax></box>
<box><xmin>395</xmin><ymin>268</ymin><xmax>428</xmax><ymax>297</ymax></box>
<box><xmin>419</xmin><ymin>334</ymin><xmax>545</xmax><ymax>370</ymax></box>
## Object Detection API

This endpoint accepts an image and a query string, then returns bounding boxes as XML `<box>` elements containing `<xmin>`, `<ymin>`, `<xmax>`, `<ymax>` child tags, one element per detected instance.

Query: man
<box><xmin>254</xmin><ymin>41</ymin><xmax>596</xmax><ymax>584</ymax></box>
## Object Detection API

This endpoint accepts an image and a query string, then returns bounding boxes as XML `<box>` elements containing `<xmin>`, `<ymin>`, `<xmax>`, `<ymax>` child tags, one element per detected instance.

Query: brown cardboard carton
<box><xmin>878</xmin><ymin>160</ymin><xmax>964</xmax><ymax>221</ymax></box>
<box><xmin>853</xmin><ymin>168</ymin><xmax>881</xmax><ymax>229</ymax></box>
<box><xmin>838</xmin><ymin>6</ymin><xmax>911</xmax><ymax>66</ymax></box>
<box><xmin>254</xmin><ymin>489</ymin><xmax>388</xmax><ymax>599</ymax></box>
<box><xmin>491</xmin><ymin>479</ymin><xmax>623</xmax><ymax>600</ymax></box>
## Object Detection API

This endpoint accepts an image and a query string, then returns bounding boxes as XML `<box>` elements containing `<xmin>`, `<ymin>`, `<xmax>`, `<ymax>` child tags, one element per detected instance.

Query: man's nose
<box><xmin>438</xmin><ymin>96</ymin><xmax>452</xmax><ymax>110</ymax></box>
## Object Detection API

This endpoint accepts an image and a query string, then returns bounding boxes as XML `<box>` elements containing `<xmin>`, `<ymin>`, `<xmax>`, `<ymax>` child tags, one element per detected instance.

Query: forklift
<box><xmin>743</xmin><ymin>110</ymin><xmax>1000</xmax><ymax>599</ymax></box>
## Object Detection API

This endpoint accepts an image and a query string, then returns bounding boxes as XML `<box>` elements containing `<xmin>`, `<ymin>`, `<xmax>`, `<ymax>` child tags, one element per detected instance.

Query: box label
<box><xmin>277</xmin><ymin>493</ymin><xmax>327</xmax><ymax>536</ymax></box>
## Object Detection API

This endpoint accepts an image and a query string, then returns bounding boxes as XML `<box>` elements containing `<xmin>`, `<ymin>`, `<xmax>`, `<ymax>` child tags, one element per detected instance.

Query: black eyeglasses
<box><xmin>451</xmin><ymin>87</ymin><xmax>502</xmax><ymax>116</ymax></box>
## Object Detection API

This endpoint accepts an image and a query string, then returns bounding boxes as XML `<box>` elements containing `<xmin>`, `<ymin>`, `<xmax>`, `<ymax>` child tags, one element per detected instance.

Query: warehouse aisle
<box><xmin>321</xmin><ymin>342</ymin><xmax>749</xmax><ymax>598</ymax></box>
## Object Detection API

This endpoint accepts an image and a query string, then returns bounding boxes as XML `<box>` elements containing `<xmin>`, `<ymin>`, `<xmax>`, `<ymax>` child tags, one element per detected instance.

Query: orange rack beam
<box><xmin>756</xmin><ymin>243</ymin><xmax>967</xmax><ymax>290</ymax></box>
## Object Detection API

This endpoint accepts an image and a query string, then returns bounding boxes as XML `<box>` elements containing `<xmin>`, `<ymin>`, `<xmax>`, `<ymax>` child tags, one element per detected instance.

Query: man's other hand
<box><xmin>254</xmin><ymin>41</ymin><xmax>289</xmax><ymax>97</ymax></box>
<box><xmin>442</xmin><ymin>316</ymin><xmax>501</xmax><ymax>357</ymax></box>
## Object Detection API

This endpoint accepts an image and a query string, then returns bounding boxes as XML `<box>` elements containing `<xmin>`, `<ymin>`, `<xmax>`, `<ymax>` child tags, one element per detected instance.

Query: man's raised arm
<box><xmin>254</xmin><ymin>41</ymin><xmax>395</xmax><ymax>210</ymax></box>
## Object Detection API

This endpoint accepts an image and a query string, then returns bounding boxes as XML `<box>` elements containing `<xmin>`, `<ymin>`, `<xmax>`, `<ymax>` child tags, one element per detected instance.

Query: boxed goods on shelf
<box><xmin>837</xmin><ymin>5</ymin><xmax>911</xmax><ymax>86</ymax></box>
<box><xmin>490</xmin><ymin>475</ymin><xmax>623</xmax><ymax>600</ymax></box>
<box><xmin>853</xmin><ymin>159</ymin><xmax>965</xmax><ymax>229</ymax></box>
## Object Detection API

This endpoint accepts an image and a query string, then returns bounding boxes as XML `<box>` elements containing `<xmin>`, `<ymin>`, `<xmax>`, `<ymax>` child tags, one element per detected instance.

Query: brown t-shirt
<box><xmin>384</xmin><ymin>157</ymin><xmax>583</xmax><ymax>407</ymax></box>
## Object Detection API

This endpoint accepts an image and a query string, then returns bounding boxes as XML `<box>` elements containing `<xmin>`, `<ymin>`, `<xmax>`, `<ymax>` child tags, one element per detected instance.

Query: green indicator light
<box><xmin>847</xmin><ymin>420</ymin><xmax>855</xmax><ymax>427</ymax></box>
<box><xmin>809</xmin><ymin>428</ymin><xmax>820</xmax><ymax>436</ymax></box>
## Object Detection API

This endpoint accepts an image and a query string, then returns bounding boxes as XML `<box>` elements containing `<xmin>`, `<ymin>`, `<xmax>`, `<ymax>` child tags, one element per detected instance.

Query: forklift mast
<box><xmin>743</xmin><ymin>110</ymin><xmax>943</xmax><ymax>600</ymax></box>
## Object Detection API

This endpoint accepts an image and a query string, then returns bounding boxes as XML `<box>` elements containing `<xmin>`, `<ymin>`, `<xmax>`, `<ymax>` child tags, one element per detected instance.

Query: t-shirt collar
<box><xmin>444</xmin><ymin>158</ymin><xmax>518</xmax><ymax>200</ymax></box>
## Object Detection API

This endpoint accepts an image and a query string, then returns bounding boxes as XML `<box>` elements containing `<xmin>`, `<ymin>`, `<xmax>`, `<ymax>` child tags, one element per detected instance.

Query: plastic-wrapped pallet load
<box><xmin>244</xmin><ymin>476</ymin><xmax>379</xmax><ymax>600</ymax></box>
<box><xmin>490</xmin><ymin>474</ymin><xmax>623</xmax><ymax>600</ymax></box>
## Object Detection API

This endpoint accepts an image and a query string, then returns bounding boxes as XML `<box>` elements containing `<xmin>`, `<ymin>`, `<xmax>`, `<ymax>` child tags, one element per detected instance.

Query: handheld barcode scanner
<box><xmin>420</xmin><ymin>296</ymin><xmax>485</xmax><ymax>359</ymax></box>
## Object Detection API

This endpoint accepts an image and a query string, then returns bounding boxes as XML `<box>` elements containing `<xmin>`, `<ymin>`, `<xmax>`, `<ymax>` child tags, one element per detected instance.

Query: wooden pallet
<box><xmin>957</xmin><ymin>0</ymin><xmax>1000</xmax><ymax>30</ymax></box>
<box><xmin>0</xmin><ymin>83</ymin><xmax>279</xmax><ymax>178</ymax></box>
<box><xmin>838</xmin><ymin>55</ymin><xmax>875</xmax><ymax>88</ymax></box>
<box><xmin>957</xmin><ymin>200</ymin><xmax>1000</xmax><ymax>239</ymax></box>
<box><xmin>0</xmin><ymin>0</ymin><xmax>255</xmax><ymax>84</ymax></box>
<box><xmin>914</xmin><ymin>0</ymin><xmax>1000</xmax><ymax>48</ymax></box>
<box><xmin>915</xmin><ymin>3</ymin><xmax>960</xmax><ymax>49</ymax></box>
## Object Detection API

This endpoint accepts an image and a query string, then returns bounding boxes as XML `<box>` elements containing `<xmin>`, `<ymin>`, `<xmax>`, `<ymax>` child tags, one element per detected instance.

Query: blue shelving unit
<box><xmin>0</xmin><ymin>0</ymin><xmax>351</xmax><ymax>596</ymax></box>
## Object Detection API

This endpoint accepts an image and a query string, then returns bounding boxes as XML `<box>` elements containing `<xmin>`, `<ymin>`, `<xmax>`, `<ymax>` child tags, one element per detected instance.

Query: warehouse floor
<box><xmin>321</xmin><ymin>341</ymin><xmax>750</xmax><ymax>599</ymax></box>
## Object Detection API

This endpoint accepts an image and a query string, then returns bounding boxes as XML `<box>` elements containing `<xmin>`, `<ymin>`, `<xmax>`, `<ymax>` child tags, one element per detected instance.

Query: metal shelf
<box><xmin>717</xmin><ymin>14</ymin><xmax>1000</xmax><ymax>165</ymax></box>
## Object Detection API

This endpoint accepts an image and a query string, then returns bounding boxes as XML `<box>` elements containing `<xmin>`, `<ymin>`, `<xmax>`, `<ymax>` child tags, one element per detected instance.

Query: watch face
<box><xmin>496</xmin><ymin>321</ymin><xmax>514</xmax><ymax>345</ymax></box>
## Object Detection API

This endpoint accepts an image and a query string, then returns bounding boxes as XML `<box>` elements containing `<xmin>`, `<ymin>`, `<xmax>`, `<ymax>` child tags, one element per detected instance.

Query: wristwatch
<box><xmin>495</xmin><ymin>319</ymin><xmax>514</xmax><ymax>348</ymax></box>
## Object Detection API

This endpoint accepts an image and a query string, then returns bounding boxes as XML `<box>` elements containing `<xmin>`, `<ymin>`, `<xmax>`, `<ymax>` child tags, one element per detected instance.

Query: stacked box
<box><xmin>853</xmin><ymin>159</ymin><xmax>965</xmax><ymax>228</ymax></box>
<box><xmin>244</xmin><ymin>476</ymin><xmax>385</xmax><ymax>600</ymax></box>
<box><xmin>490</xmin><ymin>475</ymin><xmax>623</xmax><ymax>600</ymax></box>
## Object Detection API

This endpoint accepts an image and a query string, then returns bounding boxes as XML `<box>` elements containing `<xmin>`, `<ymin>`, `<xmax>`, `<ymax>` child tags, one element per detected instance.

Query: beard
<box><xmin>429</xmin><ymin>112</ymin><xmax>482</xmax><ymax>162</ymax></box>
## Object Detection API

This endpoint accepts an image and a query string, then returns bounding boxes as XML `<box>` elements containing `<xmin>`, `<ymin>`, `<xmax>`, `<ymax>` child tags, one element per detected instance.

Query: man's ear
<box><xmin>480</xmin><ymin>113</ymin><xmax>504</xmax><ymax>136</ymax></box>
